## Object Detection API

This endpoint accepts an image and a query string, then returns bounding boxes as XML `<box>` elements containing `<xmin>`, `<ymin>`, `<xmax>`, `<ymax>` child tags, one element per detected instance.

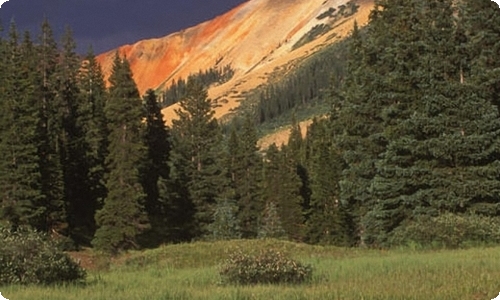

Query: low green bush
<box><xmin>219</xmin><ymin>249</ymin><xmax>312</xmax><ymax>285</ymax></box>
<box><xmin>389</xmin><ymin>213</ymin><xmax>500</xmax><ymax>249</ymax></box>
<box><xmin>0</xmin><ymin>227</ymin><xmax>86</xmax><ymax>285</ymax></box>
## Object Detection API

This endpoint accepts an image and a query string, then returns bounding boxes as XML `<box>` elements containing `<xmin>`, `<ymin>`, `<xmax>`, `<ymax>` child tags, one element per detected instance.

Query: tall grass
<box><xmin>3</xmin><ymin>239</ymin><xmax>499</xmax><ymax>300</ymax></box>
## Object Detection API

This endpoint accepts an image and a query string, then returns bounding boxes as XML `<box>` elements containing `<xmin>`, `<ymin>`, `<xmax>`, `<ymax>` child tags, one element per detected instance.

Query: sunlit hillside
<box><xmin>97</xmin><ymin>0</ymin><xmax>374</xmax><ymax>126</ymax></box>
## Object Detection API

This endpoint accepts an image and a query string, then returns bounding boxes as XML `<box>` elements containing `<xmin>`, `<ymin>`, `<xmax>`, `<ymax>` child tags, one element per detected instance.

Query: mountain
<box><xmin>96</xmin><ymin>0</ymin><xmax>374</xmax><ymax>124</ymax></box>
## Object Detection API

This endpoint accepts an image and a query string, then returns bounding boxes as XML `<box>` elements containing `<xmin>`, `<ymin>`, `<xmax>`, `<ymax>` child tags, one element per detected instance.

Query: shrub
<box><xmin>389</xmin><ymin>213</ymin><xmax>500</xmax><ymax>249</ymax></box>
<box><xmin>0</xmin><ymin>227</ymin><xmax>86</xmax><ymax>285</ymax></box>
<box><xmin>219</xmin><ymin>249</ymin><xmax>312</xmax><ymax>285</ymax></box>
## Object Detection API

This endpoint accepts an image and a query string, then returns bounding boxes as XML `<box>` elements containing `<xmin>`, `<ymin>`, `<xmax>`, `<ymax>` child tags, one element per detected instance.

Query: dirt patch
<box><xmin>67</xmin><ymin>249</ymin><xmax>113</xmax><ymax>271</ymax></box>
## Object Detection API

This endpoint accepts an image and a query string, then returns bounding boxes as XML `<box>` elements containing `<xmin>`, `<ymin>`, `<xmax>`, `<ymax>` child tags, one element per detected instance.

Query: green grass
<box><xmin>3</xmin><ymin>239</ymin><xmax>500</xmax><ymax>300</ymax></box>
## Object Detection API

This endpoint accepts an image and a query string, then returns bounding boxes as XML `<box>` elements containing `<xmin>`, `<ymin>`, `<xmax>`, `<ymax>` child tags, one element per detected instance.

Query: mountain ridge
<box><xmin>96</xmin><ymin>0</ymin><xmax>374</xmax><ymax>124</ymax></box>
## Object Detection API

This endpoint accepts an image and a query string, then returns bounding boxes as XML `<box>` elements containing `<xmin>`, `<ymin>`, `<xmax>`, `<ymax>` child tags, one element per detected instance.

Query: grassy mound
<box><xmin>3</xmin><ymin>240</ymin><xmax>500</xmax><ymax>299</ymax></box>
<box><xmin>118</xmin><ymin>239</ymin><xmax>354</xmax><ymax>270</ymax></box>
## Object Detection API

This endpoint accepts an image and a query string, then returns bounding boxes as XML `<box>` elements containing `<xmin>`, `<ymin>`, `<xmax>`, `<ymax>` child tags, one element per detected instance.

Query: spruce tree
<box><xmin>226</xmin><ymin>115</ymin><xmax>262</xmax><ymax>238</ymax></box>
<box><xmin>287</xmin><ymin>116</ymin><xmax>311</xmax><ymax>218</ymax></box>
<box><xmin>172</xmin><ymin>80</ymin><xmax>225</xmax><ymax>238</ymax></box>
<box><xmin>209</xmin><ymin>188</ymin><xmax>241</xmax><ymax>241</ymax></box>
<box><xmin>77</xmin><ymin>47</ymin><xmax>108</xmax><ymax>242</ymax></box>
<box><xmin>92</xmin><ymin>53</ymin><xmax>149</xmax><ymax>253</ymax></box>
<box><xmin>0</xmin><ymin>24</ymin><xmax>44</xmax><ymax>230</ymax></box>
<box><xmin>57</xmin><ymin>27</ymin><xmax>89</xmax><ymax>239</ymax></box>
<box><xmin>261</xmin><ymin>144</ymin><xmax>304</xmax><ymax>241</ymax></box>
<box><xmin>37</xmin><ymin>19</ymin><xmax>66</xmax><ymax>232</ymax></box>
<box><xmin>369</xmin><ymin>0</ymin><xmax>500</xmax><ymax>245</ymax></box>
<box><xmin>460</xmin><ymin>0</ymin><xmax>500</xmax><ymax>111</ymax></box>
<box><xmin>169</xmin><ymin>80</ymin><xmax>222</xmax><ymax>238</ymax></box>
<box><xmin>331</xmin><ymin>0</ymin><xmax>427</xmax><ymax>245</ymax></box>
<box><xmin>258</xmin><ymin>201</ymin><xmax>286</xmax><ymax>239</ymax></box>
<box><xmin>305</xmin><ymin>119</ymin><xmax>351</xmax><ymax>245</ymax></box>
<box><xmin>140</xmin><ymin>89</ymin><xmax>170</xmax><ymax>245</ymax></box>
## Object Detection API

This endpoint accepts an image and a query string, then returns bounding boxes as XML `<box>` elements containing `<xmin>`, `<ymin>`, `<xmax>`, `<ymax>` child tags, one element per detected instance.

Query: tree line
<box><xmin>1</xmin><ymin>0</ymin><xmax>499</xmax><ymax>253</ymax></box>
<box><xmin>313</xmin><ymin>0</ymin><xmax>500</xmax><ymax>246</ymax></box>
<box><xmin>160</xmin><ymin>64</ymin><xmax>234</xmax><ymax>108</ymax></box>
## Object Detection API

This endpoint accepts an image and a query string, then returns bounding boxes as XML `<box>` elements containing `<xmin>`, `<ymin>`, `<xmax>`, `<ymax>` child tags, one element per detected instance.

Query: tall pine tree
<box><xmin>0</xmin><ymin>24</ymin><xmax>44</xmax><ymax>230</ymax></box>
<box><xmin>169</xmin><ymin>80</ymin><xmax>222</xmax><ymax>239</ymax></box>
<box><xmin>226</xmin><ymin>115</ymin><xmax>262</xmax><ymax>238</ymax></box>
<box><xmin>261</xmin><ymin>143</ymin><xmax>305</xmax><ymax>241</ymax></box>
<box><xmin>460</xmin><ymin>0</ymin><xmax>500</xmax><ymax>111</ymax></box>
<box><xmin>37</xmin><ymin>19</ymin><xmax>66</xmax><ymax>232</ymax></box>
<box><xmin>140</xmin><ymin>89</ymin><xmax>171</xmax><ymax>245</ymax></box>
<box><xmin>369</xmin><ymin>0</ymin><xmax>500</xmax><ymax>245</ymax></box>
<box><xmin>57</xmin><ymin>27</ymin><xmax>89</xmax><ymax>239</ymax></box>
<box><xmin>93</xmin><ymin>53</ymin><xmax>149</xmax><ymax>253</ymax></box>
<box><xmin>305</xmin><ymin>119</ymin><xmax>351</xmax><ymax>245</ymax></box>
<box><xmin>76</xmin><ymin>47</ymin><xmax>109</xmax><ymax>243</ymax></box>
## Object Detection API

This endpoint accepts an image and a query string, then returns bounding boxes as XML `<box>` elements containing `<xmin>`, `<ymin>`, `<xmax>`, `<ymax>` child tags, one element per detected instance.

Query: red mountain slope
<box><xmin>96</xmin><ymin>0</ymin><xmax>374</xmax><ymax>123</ymax></box>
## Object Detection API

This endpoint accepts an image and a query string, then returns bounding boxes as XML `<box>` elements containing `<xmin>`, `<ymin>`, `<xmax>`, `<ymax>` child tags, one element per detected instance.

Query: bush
<box><xmin>0</xmin><ymin>227</ymin><xmax>86</xmax><ymax>285</ymax></box>
<box><xmin>219</xmin><ymin>249</ymin><xmax>312</xmax><ymax>285</ymax></box>
<box><xmin>389</xmin><ymin>213</ymin><xmax>500</xmax><ymax>249</ymax></box>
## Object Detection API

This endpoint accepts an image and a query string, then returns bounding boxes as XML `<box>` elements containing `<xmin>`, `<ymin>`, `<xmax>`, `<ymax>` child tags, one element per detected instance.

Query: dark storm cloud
<box><xmin>0</xmin><ymin>0</ymin><xmax>247</xmax><ymax>54</ymax></box>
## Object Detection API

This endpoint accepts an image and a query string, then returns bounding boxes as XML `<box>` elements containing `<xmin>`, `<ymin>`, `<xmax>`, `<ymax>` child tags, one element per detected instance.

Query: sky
<box><xmin>0</xmin><ymin>0</ymin><xmax>247</xmax><ymax>54</ymax></box>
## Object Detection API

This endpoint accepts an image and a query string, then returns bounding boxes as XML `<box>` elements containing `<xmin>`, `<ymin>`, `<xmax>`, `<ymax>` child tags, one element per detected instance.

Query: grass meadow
<box><xmin>2</xmin><ymin>239</ymin><xmax>500</xmax><ymax>300</ymax></box>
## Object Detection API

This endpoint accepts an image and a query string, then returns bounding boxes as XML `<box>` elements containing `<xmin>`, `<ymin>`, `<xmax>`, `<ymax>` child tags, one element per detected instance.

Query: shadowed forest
<box><xmin>0</xmin><ymin>0</ymin><xmax>499</xmax><ymax>257</ymax></box>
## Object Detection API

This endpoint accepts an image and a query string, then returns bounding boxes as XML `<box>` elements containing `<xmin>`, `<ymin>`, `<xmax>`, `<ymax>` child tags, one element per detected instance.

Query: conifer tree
<box><xmin>331</xmin><ymin>0</ymin><xmax>425</xmax><ymax>245</ymax></box>
<box><xmin>209</xmin><ymin>189</ymin><xmax>241</xmax><ymax>240</ymax></box>
<box><xmin>93</xmin><ymin>53</ymin><xmax>149</xmax><ymax>253</ymax></box>
<box><xmin>169</xmin><ymin>80</ymin><xmax>222</xmax><ymax>238</ymax></box>
<box><xmin>368</xmin><ymin>0</ymin><xmax>500</xmax><ymax>245</ymax></box>
<box><xmin>141</xmin><ymin>89</ymin><xmax>170</xmax><ymax>244</ymax></box>
<box><xmin>305</xmin><ymin>119</ymin><xmax>351</xmax><ymax>245</ymax></box>
<box><xmin>37</xmin><ymin>19</ymin><xmax>66</xmax><ymax>232</ymax></box>
<box><xmin>57</xmin><ymin>27</ymin><xmax>89</xmax><ymax>239</ymax></box>
<box><xmin>226</xmin><ymin>115</ymin><xmax>262</xmax><ymax>238</ymax></box>
<box><xmin>460</xmin><ymin>0</ymin><xmax>500</xmax><ymax>111</ymax></box>
<box><xmin>261</xmin><ymin>144</ymin><xmax>304</xmax><ymax>241</ymax></box>
<box><xmin>258</xmin><ymin>201</ymin><xmax>286</xmax><ymax>239</ymax></box>
<box><xmin>287</xmin><ymin>116</ymin><xmax>311</xmax><ymax>215</ymax></box>
<box><xmin>163</xmin><ymin>146</ymin><xmax>194</xmax><ymax>242</ymax></box>
<box><xmin>0</xmin><ymin>24</ymin><xmax>44</xmax><ymax>229</ymax></box>
<box><xmin>77</xmin><ymin>47</ymin><xmax>108</xmax><ymax>242</ymax></box>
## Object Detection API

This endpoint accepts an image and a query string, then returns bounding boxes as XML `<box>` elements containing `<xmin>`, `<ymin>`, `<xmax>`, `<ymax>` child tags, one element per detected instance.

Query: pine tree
<box><xmin>77</xmin><ymin>47</ymin><xmax>108</xmax><ymax>242</ymax></box>
<box><xmin>140</xmin><ymin>89</ymin><xmax>171</xmax><ymax>245</ymax></box>
<box><xmin>57</xmin><ymin>27</ymin><xmax>89</xmax><ymax>239</ymax></box>
<box><xmin>258</xmin><ymin>201</ymin><xmax>286</xmax><ymax>239</ymax></box>
<box><xmin>209</xmin><ymin>188</ymin><xmax>241</xmax><ymax>241</ymax></box>
<box><xmin>460</xmin><ymin>0</ymin><xmax>500</xmax><ymax>111</ymax></box>
<box><xmin>169</xmin><ymin>80</ymin><xmax>222</xmax><ymax>238</ymax></box>
<box><xmin>287</xmin><ymin>115</ymin><xmax>311</xmax><ymax>218</ymax></box>
<box><xmin>369</xmin><ymin>0</ymin><xmax>500</xmax><ymax>245</ymax></box>
<box><xmin>0</xmin><ymin>24</ymin><xmax>44</xmax><ymax>230</ymax></box>
<box><xmin>92</xmin><ymin>53</ymin><xmax>149</xmax><ymax>253</ymax></box>
<box><xmin>226</xmin><ymin>115</ymin><xmax>263</xmax><ymax>238</ymax></box>
<box><xmin>37</xmin><ymin>19</ymin><xmax>66</xmax><ymax>232</ymax></box>
<box><xmin>162</xmin><ymin>119</ymin><xmax>196</xmax><ymax>242</ymax></box>
<box><xmin>305</xmin><ymin>119</ymin><xmax>351</xmax><ymax>245</ymax></box>
<box><xmin>330</xmin><ymin>0</ymin><xmax>426</xmax><ymax>245</ymax></box>
<box><xmin>261</xmin><ymin>144</ymin><xmax>304</xmax><ymax>241</ymax></box>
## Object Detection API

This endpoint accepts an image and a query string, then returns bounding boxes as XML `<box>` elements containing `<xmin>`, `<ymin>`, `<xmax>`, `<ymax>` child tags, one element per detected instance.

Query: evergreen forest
<box><xmin>1</xmin><ymin>0</ymin><xmax>499</xmax><ymax>254</ymax></box>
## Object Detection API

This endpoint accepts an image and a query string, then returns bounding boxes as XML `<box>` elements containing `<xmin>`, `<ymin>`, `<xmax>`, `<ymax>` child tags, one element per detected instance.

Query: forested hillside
<box><xmin>1</xmin><ymin>0</ymin><xmax>499</xmax><ymax>253</ymax></box>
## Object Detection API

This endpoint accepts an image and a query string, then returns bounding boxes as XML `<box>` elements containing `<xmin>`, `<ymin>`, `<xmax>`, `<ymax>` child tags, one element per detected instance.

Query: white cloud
<box><xmin>0</xmin><ymin>0</ymin><xmax>8</xmax><ymax>9</ymax></box>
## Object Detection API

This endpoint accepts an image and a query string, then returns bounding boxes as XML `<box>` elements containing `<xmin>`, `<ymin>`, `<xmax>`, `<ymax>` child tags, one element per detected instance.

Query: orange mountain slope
<box><xmin>96</xmin><ymin>0</ymin><xmax>374</xmax><ymax>124</ymax></box>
